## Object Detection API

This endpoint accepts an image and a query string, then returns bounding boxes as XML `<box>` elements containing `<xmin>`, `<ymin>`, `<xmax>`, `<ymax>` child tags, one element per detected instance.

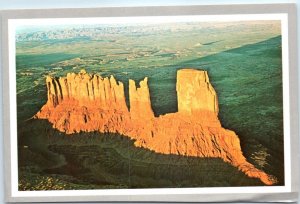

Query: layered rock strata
<box><xmin>35</xmin><ymin>69</ymin><xmax>276</xmax><ymax>185</ymax></box>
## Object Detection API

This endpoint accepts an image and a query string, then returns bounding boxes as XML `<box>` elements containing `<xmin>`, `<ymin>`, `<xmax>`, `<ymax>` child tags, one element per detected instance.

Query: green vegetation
<box><xmin>16</xmin><ymin>53</ymin><xmax>79</xmax><ymax>68</ymax></box>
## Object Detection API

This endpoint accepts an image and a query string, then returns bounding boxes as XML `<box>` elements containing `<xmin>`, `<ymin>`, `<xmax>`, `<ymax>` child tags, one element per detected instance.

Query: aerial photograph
<box><xmin>15</xmin><ymin>18</ymin><xmax>283</xmax><ymax>190</ymax></box>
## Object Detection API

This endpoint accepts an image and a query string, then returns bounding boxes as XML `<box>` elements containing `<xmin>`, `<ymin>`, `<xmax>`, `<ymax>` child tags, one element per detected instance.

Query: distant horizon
<box><xmin>13</xmin><ymin>14</ymin><xmax>283</xmax><ymax>34</ymax></box>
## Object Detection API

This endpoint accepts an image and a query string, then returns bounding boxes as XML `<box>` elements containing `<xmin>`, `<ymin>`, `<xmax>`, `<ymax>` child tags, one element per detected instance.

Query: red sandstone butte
<box><xmin>35</xmin><ymin>68</ymin><xmax>277</xmax><ymax>185</ymax></box>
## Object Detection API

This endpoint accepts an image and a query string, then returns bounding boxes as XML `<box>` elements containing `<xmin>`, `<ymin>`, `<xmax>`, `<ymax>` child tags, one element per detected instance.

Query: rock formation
<box><xmin>35</xmin><ymin>69</ymin><xmax>276</xmax><ymax>185</ymax></box>
<box><xmin>129</xmin><ymin>78</ymin><xmax>154</xmax><ymax>120</ymax></box>
<box><xmin>177</xmin><ymin>69</ymin><xmax>218</xmax><ymax>115</ymax></box>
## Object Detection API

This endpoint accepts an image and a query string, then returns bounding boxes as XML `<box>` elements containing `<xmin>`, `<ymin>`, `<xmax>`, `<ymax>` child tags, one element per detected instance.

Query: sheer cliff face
<box><xmin>45</xmin><ymin>70</ymin><xmax>128</xmax><ymax>112</ymax></box>
<box><xmin>177</xmin><ymin>69</ymin><xmax>218</xmax><ymax>115</ymax></box>
<box><xmin>35</xmin><ymin>69</ymin><xmax>276</xmax><ymax>185</ymax></box>
<box><xmin>129</xmin><ymin>78</ymin><xmax>154</xmax><ymax>120</ymax></box>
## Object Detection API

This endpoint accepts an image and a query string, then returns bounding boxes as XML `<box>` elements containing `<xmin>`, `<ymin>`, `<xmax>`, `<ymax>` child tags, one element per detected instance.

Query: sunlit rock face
<box><xmin>44</xmin><ymin>69</ymin><xmax>128</xmax><ymax>111</ymax></box>
<box><xmin>129</xmin><ymin>77</ymin><xmax>154</xmax><ymax>120</ymax></box>
<box><xmin>35</xmin><ymin>69</ymin><xmax>276</xmax><ymax>185</ymax></box>
<box><xmin>177</xmin><ymin>69</ymin><xmax>218</xmax><ymax>115</ymax></box>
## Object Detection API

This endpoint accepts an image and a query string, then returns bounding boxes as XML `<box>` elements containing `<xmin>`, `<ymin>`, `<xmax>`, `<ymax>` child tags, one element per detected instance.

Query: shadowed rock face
<box><xmin>35</xmin><ymin>68</ymin><xmax>276</xmax><ymax>185</ymax></box>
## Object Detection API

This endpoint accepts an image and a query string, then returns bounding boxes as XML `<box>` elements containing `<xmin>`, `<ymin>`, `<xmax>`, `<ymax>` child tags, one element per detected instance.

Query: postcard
<box><xmin>1</xmin><ymin>4</ymin><xmax>298</xmax><ymax>202</ymax></box>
